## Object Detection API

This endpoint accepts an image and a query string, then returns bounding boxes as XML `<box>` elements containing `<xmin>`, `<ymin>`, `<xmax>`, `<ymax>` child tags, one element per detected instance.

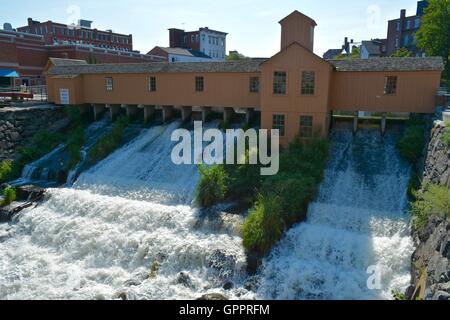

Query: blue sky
<box><xmin>0</xmin><ymin>0</ymin><xmax>419</xmax><ymax>57</ymax></box>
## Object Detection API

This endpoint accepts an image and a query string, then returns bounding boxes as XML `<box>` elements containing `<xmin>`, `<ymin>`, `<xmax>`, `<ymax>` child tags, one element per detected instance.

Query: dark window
<box><xmin>272</xmin><ymin>114</ymin><xmax>285</xmax><ymax>136</ymax></box>
<box><xmin>301</xmin><ymin>71</ymin><xmax>315</xmax><ymax>95</ymax></box>
<box><xmin>106</xmin><ymin>77</ymin><xmax>113</xmax><ymax>91</ymax></box>
<box><xmin>149</xmin><ymin>76</ymin><xmax>156</xmax><ymax>92</ymax></box>
<box><xmin>250</xmin><ymin>77</ymin><xmax>259</xmax><ymax>93</ymax></box>
<box><xmin>273</xmin><ymin>71</ymin><xmax>287</xmax><ymax>95</ymax></box>
<box><xmin>195</xmin><ymin>76</ymin><xmax>204</xmax><ymax>92</ymax></box>
<box><xmin>300</xmin><ymin>116</ymin><xmax>313</xmax><ymax>138</ymax></box>
<box><xmin>384</xmin><ymin>76</ymin><xmax>397</xmax><ymax>95</ymax></box>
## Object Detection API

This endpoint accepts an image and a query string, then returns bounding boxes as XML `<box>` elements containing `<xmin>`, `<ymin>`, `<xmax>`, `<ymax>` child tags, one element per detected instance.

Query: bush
<box><xmin>88</xmin><ymin>116</ymin><xmax>129</xmax><ymax>163</ymax></box>
<box><xmin>442</xmin><ymin>123</ymin><xmax>450</xmax><ymax>148</ymax></box>
<box><xmin>1</xmin><ymin>186</ymin><xmax>16</xmax><ymax>207</ymax></box>
<box><xmin>0</xmin><ymin>160</ymin><xmax>13</xmax><ymax>184</ymax></box>
<box><xmin>242</xmin><ymin>195</ymin><xmax>284</xmax><ymax>254</ymax></box>
<box><xmin>66</xmin><ymin>125</ymin><xmax>85</xmax><ymax>168</ymax></box>
<box><xmin>196</xmin><ymin>165</ymin><xmax>228</xmax><ymax>207</ymax></box>
<box><xmin>410</xmin><ymin>183</ymin><xmax>450</xmax><ymax>230</ymax></box>
<box><xmin>397</xmin><ymin>116</ymin><xmax>426</xmax><ymax>165</ymax></box>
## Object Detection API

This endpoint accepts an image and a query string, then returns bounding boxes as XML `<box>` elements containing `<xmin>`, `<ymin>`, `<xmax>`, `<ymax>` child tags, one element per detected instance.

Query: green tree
<box><xmin>391</xmin><ymin>47</ymin><xmax>413</xmax><ymax>57</ymax></box>
<box><xmin>335</xmin><ymin>45</ymin><xmax>360</xmax><ymax>60</ymax></box>
<box><xmin>416</xmin><ymin>0</ymin><xmax>450</xmax><ymax>81</ymax></box>
<box><xmin>226</xmin><ymin>51</ymin><xmax>249</xmax><ymax>61</ymax></box>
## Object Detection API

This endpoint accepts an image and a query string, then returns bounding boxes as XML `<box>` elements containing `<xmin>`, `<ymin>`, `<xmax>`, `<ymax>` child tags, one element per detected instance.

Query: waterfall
<box><xmin>256</xmin><ymin>129</ymin><xmax>414</xmax><ymax>300</ymax></box>
<box><xmin>0</xmin><ymin>120</ymin><xmax>250</xmax><ymax>300</ymax></box>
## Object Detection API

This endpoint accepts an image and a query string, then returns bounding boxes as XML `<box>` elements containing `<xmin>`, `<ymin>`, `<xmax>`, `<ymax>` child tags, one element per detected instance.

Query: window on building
<box><xmin>272</xmin><ymin>114</ymin><xmax>285</xmax><ymax>136</ymax></box>
<box><xmin>301</xmin><ymin>71</ymin><xmax>315</xmax><ymax>95</ymax></box>
<box><xmin>396</xmin><ymin>21</ymin><xmax>401</xmax><ymax>31</ymax></box>
<box><xmin>149</xmin><ymin>76</ymin><xmax>156</xmax><ymax>92</ymax></box>
<box><xmin>273</xmin><ymin>71</ymin><xmax>287</xmax><ymax>95</ymax></box>
<box><xmin>106</xmin><ymin>77</ymin><xmax>113</xmax><ymax>91</ymax></box>
<box><xmin>250</xmin><ymin>77</ymin><xmax>259</xmax><ymax>93</ymax></box>
<box><xmin>414</xmin><ymin>18</ymin><xmax>421</xmax><ymax>28</ymax></box>
<box><xmin>300</xmin><ymin>116</ymin><xmax>313</xmax><ymax>138</ymax></box>
<box><xmin>195</xmin><ymin>76</ymin><xmax>204</xmax><ymax>92</ymax></box>
<box><xmin>406</xmin><ymin>20</ymin><xmax>411</xmax><ymax>30</ymax></box>
<box><xmin>395</xmin><ymin>37</ymin><xmax>399</xmax><ymax>48</ymax></box>
<box><xmin>384</xmin><ymin>76</ymin><xmax>397</xmax><ymax>95</ymax></box>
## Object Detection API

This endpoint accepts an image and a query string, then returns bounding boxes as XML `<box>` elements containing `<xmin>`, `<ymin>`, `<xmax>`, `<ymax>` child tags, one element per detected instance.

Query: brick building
<box><xmin>0</xmin><ymin>19</ymin><xmax>164</xmax><ymax>86</ymax></box>
<box><xmin>386</xmin><ymin>0</ymin><xmax>429</xmax><ymax>56</ymax></box>
<box><xmin>168</xmin><ymin>27</ymin><xmax>227</xmax><ymax>60</ymax></box>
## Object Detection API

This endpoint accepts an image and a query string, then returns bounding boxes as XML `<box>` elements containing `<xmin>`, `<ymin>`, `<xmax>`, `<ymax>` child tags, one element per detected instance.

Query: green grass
<box><xmin>1</xmin><ymin>186</ymin><xmax>16</xmax><ymax>207</ymax></box>
<box><xmin>410</xmin><ymin>183</ymin><xmax>450</xmax><ymax>231</ymax></box>
<box><xmin>0</xmin><ymin>160</ymin><xmax>13</xmax><ymax>183</ymax></box>
<box><xmin>88</xmin><ymin>115</ymin><xmax>129</xmax><ymax>163</ymax></box>
<box><xmin>196</xmin><ymin>164</ymin><xmax>228</xmax><ymax>207</ymax></box>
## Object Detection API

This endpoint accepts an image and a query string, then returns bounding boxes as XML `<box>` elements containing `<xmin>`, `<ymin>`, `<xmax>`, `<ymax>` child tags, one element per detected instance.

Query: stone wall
<box><xmin>0</xmin><ymin>105</ymin><xmax>66</xmax><ymax>161</ymax></box>
<box><xmin>408</xmin><ymin>121</ymin><xmax>450</xmax><ymax>300</ymax></box>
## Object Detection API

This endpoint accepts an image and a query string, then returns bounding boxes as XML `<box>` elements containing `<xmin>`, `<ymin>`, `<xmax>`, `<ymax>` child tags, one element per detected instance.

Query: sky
<box><xmin>0</xmin><ymin>0</ymin><xmax>420</xmax><ymax>57</ymax></box>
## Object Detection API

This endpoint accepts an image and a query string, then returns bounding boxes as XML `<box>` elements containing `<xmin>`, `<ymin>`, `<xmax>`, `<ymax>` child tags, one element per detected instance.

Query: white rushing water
<box><xmin>256</xmin><ymin>129</ymin><xmax>414</xmax><ymax>300</ymax></box>
<box><xmin>0</xmin><ymin>121</ymin><xmax>250</xmax><ymax>300</ymax></box>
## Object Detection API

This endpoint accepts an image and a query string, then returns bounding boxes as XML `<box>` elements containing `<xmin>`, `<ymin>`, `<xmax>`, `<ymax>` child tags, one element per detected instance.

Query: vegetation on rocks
<box><xmin>196</xmin><ymin>136</ymin><xmax>330</xmax><ymax>255</ymax></box>
<box><xmin>441</xmin><ymin>123</ymin><xmax>450</xmax><ymax>148</ymax></box>
<box><xmin>0</xmin><ymin>186</ymin><xmax>16</xmax><ymax>207</ymax></box>
<box><xmin>88</xmin><ymin>115</ymin><xmax>129</xmax><ymax>163</ymax></box>
<box><xmin>410</xmin><ymin>183</ymin><xmax>450</xmax><ymax>231</ymax></box>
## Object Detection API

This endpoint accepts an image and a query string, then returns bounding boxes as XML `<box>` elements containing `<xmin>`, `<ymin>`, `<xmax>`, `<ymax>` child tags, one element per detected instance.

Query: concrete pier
<box><xmin>162</xmin><ymin>106</ymin><xmax>173</xmax><ymax>123</ymax></box>
<box><xmin>381</xmin><ymin>113</ymin><xmax>387</xmax><ymax>136</ymax></box>
<box><xmin>181</xmin><ymin>106</ymin><xmax>192</xmax><ymax>122</ymax></box>
<box><xmin>139</xmin><ymin>105</ymin><xmax>156</xmax><ymax>123</ymax></box>
<box><xmin>106</xmin><ymin>104</ymin><xmax>121</xmax><ymax>121</ymax></box>
<box><xmin>223</xmin><ymin>107</ymin><xmax>234</xmax><ymax>123</ymax></box>
<box><xmin>353</xmin><ymin>112</ymin><xmax>359</xmax><ymax>134</ymax></box>
<box><xmin>92</xmin><ymin>104</ymin><xmax>106</xmax><ymax>121</ymax></box>
<box><xmin>122</xmin><ymin>104</ymin><xmax>139</xmax><ymax>117</ymax></box>
<box><xmin>245</xmin><ymin>108</ymin><xmax>253</xmax><ymax>125</ymax></box>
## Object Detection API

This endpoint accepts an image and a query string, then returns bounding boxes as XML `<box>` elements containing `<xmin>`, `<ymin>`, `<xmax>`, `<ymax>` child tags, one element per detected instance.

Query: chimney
<box><xmin>400</xmin><ymin>9</ymin><xmax>406</xmax><ymax>19</ymax></box>
<box><xmin>27</xmin><ymin>18</ymin><xmax>33</xmax><ymax>27</ymax></box>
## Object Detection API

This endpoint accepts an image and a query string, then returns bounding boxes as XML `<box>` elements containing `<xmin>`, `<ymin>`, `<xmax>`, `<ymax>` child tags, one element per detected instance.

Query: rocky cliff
<box><xmin>408</xmin><ymin>121</ymin><xmax>450</xmax><ymax>300</ymax></box>
<box><xmin>0</xmin><ymin>105</ymin><xmax>66</xmax><ymax>161</ymax></box>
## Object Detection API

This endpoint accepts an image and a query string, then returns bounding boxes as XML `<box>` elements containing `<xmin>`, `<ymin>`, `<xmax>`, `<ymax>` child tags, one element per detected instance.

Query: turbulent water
<box><xmin>0</xmin><ymin>121</ymin><xmax>250</xmax><ymax>300</ymax></box>
<box><xmin>256</xmin><ymin>129</ymin><xmax>414</xmax><ymax>300</ymax></box>
<box><xmin>0</xmin><ymin>123</ymin><xmax>414</xmax><ymax>300</ymax></box>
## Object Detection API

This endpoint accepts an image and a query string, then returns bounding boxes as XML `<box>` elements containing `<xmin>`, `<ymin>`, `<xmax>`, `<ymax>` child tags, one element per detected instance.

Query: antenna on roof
<box><xmin>181</xmin><ymin>22</ymin><xmax>186</xmax><ymax>30</ymax></box>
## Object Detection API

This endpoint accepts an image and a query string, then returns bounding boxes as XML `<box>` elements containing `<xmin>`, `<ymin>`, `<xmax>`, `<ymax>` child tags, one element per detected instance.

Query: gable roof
<box><xmin>261</xmin><ymin>41</ymin><xmax>332</xmax><ymax>67</ymax></box>
<box><xmin>279</xmin><ymin>10</ymin><xmax>317</xmax><ymax>26</ymax></box>
<box><xmin>323</xmin><ymin>49</ymin><xmax>343</xmax><ymax>60</ymax></box>
<box><xmin>155</xmin><ymin>47</ymin><xmax>212</xmax><ymax>59</ymax></box>
<box><xmin>329</xmin><ymin>57</ymin><xmax>444</xmax><ymax>72</ymax></box>
<box><xmin>361</xmin><ymin>41</ymin><xmax>381</xmax><ymax>56</ymax></box>
<box><xmin>47</xmin><ymin>60</ymin><xmax>264</xmax><ymax>76</ymax></box>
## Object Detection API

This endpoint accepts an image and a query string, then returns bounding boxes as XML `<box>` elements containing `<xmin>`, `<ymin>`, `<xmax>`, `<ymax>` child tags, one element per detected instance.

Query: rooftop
<box><xmin>329</xmin><ymin>57</ymin><xmax>444</xmax><ymax>72</ymax></box>
<box><xmin>154</xmin><ymin>47</ymin><xmax>212</xmax><ymax>59</ymax></box>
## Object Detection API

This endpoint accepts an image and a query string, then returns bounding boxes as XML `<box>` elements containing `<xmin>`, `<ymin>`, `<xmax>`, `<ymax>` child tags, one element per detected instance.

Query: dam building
<box><xmin>45</xmin><ymin>10</ymin><xmax>444</xmax><ymax>145</ymax></box>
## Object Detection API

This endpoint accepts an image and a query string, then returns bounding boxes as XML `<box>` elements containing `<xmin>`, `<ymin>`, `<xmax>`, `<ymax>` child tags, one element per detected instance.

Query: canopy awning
<box><xmin>0</xmin><ymin>69</ymin><xmax>20</xmax><ymax>77</ymax></box>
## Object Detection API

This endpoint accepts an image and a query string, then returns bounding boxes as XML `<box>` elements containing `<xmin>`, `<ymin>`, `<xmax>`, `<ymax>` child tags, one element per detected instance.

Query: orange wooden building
<box><xmin>46</xmin><ymin>11</ymin><xmax>444</xmax><ymax>145</ymax></box>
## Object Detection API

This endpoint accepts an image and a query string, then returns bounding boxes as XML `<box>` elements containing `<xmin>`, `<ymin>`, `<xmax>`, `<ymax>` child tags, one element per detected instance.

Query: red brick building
<box><xmin>0</xmin><ymin>19</ymin><xmax>164</xmax><ymax>86</ymax></box>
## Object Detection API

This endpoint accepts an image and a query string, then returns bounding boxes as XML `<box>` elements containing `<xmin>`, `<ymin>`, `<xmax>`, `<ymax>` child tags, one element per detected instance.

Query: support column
<box><xmin>245</xmin><ymin>108</ymin><xmax>254</xmax><ymax>125</ymax></box>
<box><xmin>201</xmin><ymin>107</ymin><xmax>212</xmax><ymax>123</ymax></box>
<box><xmin>139</xmin><ymin>105</ymin><xmax>155</xmax><ymax>123</ymax></box>
<box><xmin>381</xmin><ymin>113</ymin><xmax>387</xmax><ymax>136</ymax></box>
<box><xmin>353</xmin><ymin>111</ymin><xmax>359</xmax><ymax>134</ymax></box>
<box><xmin>122</xmin><ymin>104</ymin><xmax>138</xmax><ymax>117</ymax></box>
<box><xmin>223</xmin><ymin>107</ymin><xmax>234</xmax><ymax>123</ymax></box>
<box><xmin>181</xmin><ymin>106</ymin><xmax>192</xmax><ymax>122</ymax></box>
<box><xmin>92</xmin><ymin>104</ymin><xmax>106</xmax><ymax>121</ymax></box>
<box><xmin>106</xmin><ymin>104</ymin><xmax>121</xmax><ymax>121</ymax></box>
<box><xmin>162</xmin><ymin>106</ymin><xmax>173</xmax><ymax>123</ymax></box>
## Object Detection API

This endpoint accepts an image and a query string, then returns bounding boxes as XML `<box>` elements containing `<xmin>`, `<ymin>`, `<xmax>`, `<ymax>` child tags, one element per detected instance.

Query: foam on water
<box><xmin>256</xmin><ymin>129</ymin><xmax>415</xmax><ymax>300</ymax></box>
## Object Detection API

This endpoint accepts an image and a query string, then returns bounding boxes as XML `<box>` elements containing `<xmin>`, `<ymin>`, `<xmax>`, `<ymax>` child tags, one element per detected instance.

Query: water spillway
<box><xmin>256</xmin><ymin>129</ymin><xmax>414</xmax><ymax>300</ymax></box>
<box><xmin>0</xmin><ymin>121</ymin><xmax>249</xmax><ymax>300</ymax></box>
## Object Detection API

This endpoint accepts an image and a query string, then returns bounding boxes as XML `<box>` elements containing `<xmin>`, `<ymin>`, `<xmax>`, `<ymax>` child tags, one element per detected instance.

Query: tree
<box><xmin>335</xmin><ymin>45</ymin><xmax>360</xmax><ymax>60</ymax></box>
<box><xmin>416</xmin><ymin>0</ymin><xmax>450</xmax><ymax>81</ymax></box>
<box><xmin>226</xmin><ymin>51</ymin><xmax>249</xmax><ymax>61</ymax></box>
<box><xmin>391</xmin><ymin>47</ymin><xmax>413</xmax><ymax>57</ymax></box>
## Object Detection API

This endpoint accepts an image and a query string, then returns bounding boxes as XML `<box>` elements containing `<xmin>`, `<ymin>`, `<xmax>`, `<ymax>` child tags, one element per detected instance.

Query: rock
<box><xmin>433</xmin><ymin>290</ymin><xmax>450</xmax><ymax>301</ymax></box>
<box><xmin>246</xmin><ymin>251</ymin><xmax>262</xmax><ymax>275</ymax></box>
<box><xmin>149</xmin><ymin>261</ymin><xmax>160</xmax><ymax>279</ymax></box>
<box><xmin>15</xmin><ymin>185</ymin><xmax>46</xmax><ymax>202</ymax></box>
<box><xmin>176</xmin><ymin>272</ymin><xmax>194</xmax><ymax>288</ymax></box>
<box><xmin>223</xmin><ymin>281</ymin><xmax>233</xmax><ymax>290</ymax></box>
<box><xmin>243</xmin><ymin>276</ymin><xmax>260</xmax><ymax>292</ymax></box>
<box><xmin>207</xmin><ymin>250</ymin><xmax>236</xmax><ymax>280</ymax></box>
<box><xmin>196</xmin><ymin>293</ymin><xmax>228</xmax><ymax>300</ymax></box>
<box><xmin>123</xmin><ymin>268</ymin><xmax>149</xmax><ymax>287</ymax></box>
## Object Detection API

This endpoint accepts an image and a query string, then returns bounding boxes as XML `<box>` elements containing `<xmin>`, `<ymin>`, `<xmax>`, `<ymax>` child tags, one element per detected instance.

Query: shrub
<box><xmin>66</xmin><ymin>125</ymin><xmax>85</xmax><ymax>168</ymax></box>
<box><xmin>0</xmin><ymin>160</ymin><xmax>13</xmax><ymax>183</ymax></box>
<box><xmin>242</xmin><ymin>195</ymin><xmax>284</xmax><ymax>254</ymax></box>
<box><xmin>88</xmin><ymin>116</ymin><xmax>129</xmax><ymax>163</ymax></box>
<box><xmin>1</xmin><ymin>186</ymin><xmax>16</xmax><ymax>207</ymax></box>
<box><xmin>196</xmin><ymin>164</ymin><xmax>228</xmax><ymax>207</ymax></box>
<box><xmin>442</xmin><ymin>123</ymin><xmax>450</xmax><ymax>148</ymax></box>
<box><xmin>410</xmin><ymin>183</ymin><xmax>450</xmax><ymax>230</ymax></box>
<box><xmin>397</xmin><ymin>116</ymin><xmax>426</xmax><ymax>165</ymax></box>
